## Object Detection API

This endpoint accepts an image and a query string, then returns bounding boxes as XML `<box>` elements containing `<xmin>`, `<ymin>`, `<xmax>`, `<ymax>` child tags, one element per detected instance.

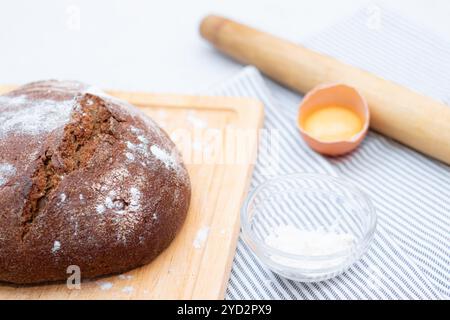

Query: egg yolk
<box><xmin>302</xmin><ymin>105</ymin><xmax>363</xmax><ymax>142</ymax></box>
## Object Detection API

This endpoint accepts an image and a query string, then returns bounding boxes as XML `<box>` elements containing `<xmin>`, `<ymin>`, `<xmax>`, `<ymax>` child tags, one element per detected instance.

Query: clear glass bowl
<box><xmin>241</xmin><ymin>173</ymin><xmax>377</xmax><ymax>282</ymax></box>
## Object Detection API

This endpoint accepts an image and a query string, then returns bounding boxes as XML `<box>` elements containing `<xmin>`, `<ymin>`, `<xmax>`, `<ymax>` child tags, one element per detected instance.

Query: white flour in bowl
<box><xmin>265</xmin><ymin>225</ymin><xmax>356</xmax><ymax>270</ymax></box>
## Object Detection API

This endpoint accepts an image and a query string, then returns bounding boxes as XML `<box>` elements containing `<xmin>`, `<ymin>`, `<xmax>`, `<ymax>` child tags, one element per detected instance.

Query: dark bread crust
<box><xmin>0</xmin><ymin>80</ymin><xmax>191</xmax><ymax>284</ymax></box>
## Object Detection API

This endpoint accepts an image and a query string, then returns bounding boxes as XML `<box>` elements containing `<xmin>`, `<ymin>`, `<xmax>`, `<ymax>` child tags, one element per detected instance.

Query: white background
<box><xmin>1</xmin><ymin>0</ymin><xmax>449</xmax><ymax>93</ymax></box>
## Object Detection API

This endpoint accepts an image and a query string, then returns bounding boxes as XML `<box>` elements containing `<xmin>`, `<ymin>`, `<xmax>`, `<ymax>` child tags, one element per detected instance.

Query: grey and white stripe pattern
<box><xmin>208</xmin><ymin>7</ymin><xmax>449</xmax><ymax>299</ymax></box>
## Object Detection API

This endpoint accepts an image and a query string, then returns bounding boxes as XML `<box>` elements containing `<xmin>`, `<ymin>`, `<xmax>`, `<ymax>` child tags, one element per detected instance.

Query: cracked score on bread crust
<box><xmin>0</xmin><ymin>80</ymin><xmax>191</xmax><ymax>284</ymax></box>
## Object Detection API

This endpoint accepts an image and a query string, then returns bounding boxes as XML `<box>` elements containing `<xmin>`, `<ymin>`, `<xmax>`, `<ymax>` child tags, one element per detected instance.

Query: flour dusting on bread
<box><xmin>0</xmin><ymin>163</ymin><xmax>16</xmax><ymax>187</ymax></box>
<box><xmin>0</xmin><ymin>96</ymin><xmax>75</xmax><ymax>138</ymax></box>
<box><xmin>150</xmin><ymin>145</ymin><xmax>177</xmax><ymax>170</ymax></box>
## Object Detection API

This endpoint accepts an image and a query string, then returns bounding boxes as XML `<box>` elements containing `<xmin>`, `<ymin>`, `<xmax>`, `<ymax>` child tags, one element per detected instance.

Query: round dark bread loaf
<box><xmin>0</xmin><ymin>80</ymin><xmax>191</xmax><ymax>284</ymax></box>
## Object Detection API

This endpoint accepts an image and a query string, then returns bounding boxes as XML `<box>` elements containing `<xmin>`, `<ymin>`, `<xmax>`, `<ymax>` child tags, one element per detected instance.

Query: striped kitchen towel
<box><xmin>209</xmin><ymin>6</ymin><xmax>449</xmax><ymax>300</ymax></box>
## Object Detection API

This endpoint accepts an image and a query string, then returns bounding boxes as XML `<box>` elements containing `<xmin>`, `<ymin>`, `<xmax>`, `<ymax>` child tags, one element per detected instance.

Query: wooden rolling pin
<box><xmin>200</xmin><ymin>15</ymin><xmax>450</xmax><ymax>165</ymax></box>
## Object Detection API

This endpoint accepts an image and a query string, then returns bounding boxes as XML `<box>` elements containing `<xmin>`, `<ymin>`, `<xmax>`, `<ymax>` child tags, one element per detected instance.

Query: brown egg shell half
<box><xmin>297</xmin><ymin>83</ymin><xmax>370</xmax><ymax>156</ymax></box>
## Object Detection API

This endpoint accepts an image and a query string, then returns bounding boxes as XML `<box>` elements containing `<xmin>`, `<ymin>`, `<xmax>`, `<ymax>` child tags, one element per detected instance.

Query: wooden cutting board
<box><xmin>0</xmin><ymin>86</ymin><xmax>264</xmax><ymax>299</ymax></box>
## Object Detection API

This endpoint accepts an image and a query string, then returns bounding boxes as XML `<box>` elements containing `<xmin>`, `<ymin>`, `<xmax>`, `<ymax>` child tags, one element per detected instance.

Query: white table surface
<box><xmin>1</xmin><ymin>0</ymin><xmax>449</xmax><ymax>93</ymax></box>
